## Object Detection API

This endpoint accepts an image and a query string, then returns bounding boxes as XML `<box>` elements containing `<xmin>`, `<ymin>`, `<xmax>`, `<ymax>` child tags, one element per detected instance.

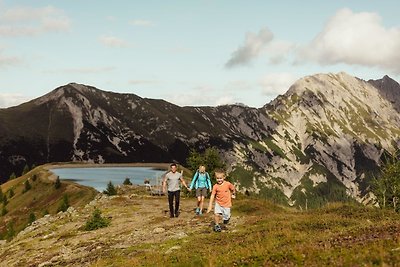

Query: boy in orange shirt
<box><xmin>206</xmin><ymin>169</ymin><xmax>236</xmax><ymax>232</ymax></box>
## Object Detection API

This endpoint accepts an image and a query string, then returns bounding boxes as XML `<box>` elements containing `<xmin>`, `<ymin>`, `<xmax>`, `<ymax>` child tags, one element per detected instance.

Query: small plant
<box><xmin>54</xmin><ymin>176</ymin><xmax>61</xmax><ymax>189</ymax></box>
<box><xmin>57</xmin><ymin>194</ymin><xmax>70</xmax><ymax>212</ymax></box>
<box><xmin>103</xmin><ymin>181</ymin><xmax>117</xmax><ymax>196</ymax></box>
<box><xmin>84</xmin><ymin>208</ymin><xmax>110</xmax><ymax>231</ymax></box>
<box><xmin>123</xmin><ymin>178</ymin><xmax>132</xmax><ymax>185</ymax></box>
<box><xmin>42</xmin><ymin>209</ymin><xmax>49</xmax><ymax>216</ymax></box>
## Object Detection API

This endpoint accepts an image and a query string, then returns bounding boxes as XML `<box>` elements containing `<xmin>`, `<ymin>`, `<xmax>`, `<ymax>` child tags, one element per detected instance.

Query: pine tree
<box><xmin>23</xmin><ymin>180</ymin><xmax>32</xmax><ymax>193</ymax></box>
<box><xmin>9</xmin><ymin>172</ymin><xmax>16</xmax><ymax>181</ymax></box>
<box><xmin>57</xmin><ymin>194</ymin><xmax>70</xmax><ymax>212</ymax></box>
<box><xmin>1</xmin><ymin>205</ymin><xmax>7</xmax><ymax>216</ymax></box>
<box><xmin>22</xmin><ymin>164</ymin><xmax>30</xmax><ymax>175</ymax></box>
<box><xmin>2</xmin><ymin>195</ymin><xmax>8</xmax><ymax>206</ymax></box>
<box><xmin>6</xmin><ymin>222</ymin><xmax>15</xmax><ymax>241</ymax></box>
<box><xmin>103</xmin><ymin>181</ymin><xmax>117</xmax><ymax>196</ymax></box>
<box><xmin>123</xmin><ymin>178</ymin><xmax>132</xmax><ymax>185</ymax></box>
<box><xmin>84</xmin><ymin>208</ymin><xmax>110</xmax><ymax>231</ymax></box>
<box><xmin>54</xmin><ymin>176</ymin><xmax>61</xmax><ymax>189</ymax></box>
<box><xmin>28</xmin><ymin>212</ymin><xmax>36</xmax><ymax>224</ymax></box>
<box><xmin>32</xmin><ymin>174</ymin><xmax>37</xmax><ymax>182</ymax></box>
<box><xmin>8</xmin><ymin>188</ymin><xmax>14</xmax><ymax>198</ymax></box>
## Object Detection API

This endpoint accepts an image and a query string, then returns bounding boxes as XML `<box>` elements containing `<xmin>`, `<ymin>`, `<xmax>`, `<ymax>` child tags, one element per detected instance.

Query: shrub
<box><xmin>8</xmin><ymin>188</ymin><xmax>14</xmax><ymax>198</ymax></box>
<box><xmin>84</xmin><ymin>208</ymin><xmax>110</xmax><ymax>231</ymax></box>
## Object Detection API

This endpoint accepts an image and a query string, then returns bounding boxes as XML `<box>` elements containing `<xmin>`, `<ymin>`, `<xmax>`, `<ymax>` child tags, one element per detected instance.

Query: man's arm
<box><xmin>180</xmin><ymin>175</ymin><xmax>190</xmax><ymax>190</ymax></box>
<box><xmin>162</xmin><ymin>174</ymin><xmax>167</xmax><ymax>193</ymax></box>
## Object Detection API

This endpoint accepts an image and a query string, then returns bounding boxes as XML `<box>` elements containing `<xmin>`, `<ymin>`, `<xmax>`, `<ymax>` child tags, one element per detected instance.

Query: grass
<box><xmin>90</xmin><ymin>199</ymin><xmax>400</xmax><ymax>267</ymax></box>
<box><xmin>0</xmin><ymin>165</ymin><xmax>97</xmax><ymax>239</ymax></box>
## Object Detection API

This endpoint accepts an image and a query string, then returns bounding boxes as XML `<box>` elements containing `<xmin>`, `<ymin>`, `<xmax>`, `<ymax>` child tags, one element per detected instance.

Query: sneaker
<box><xmin>175</xmin><ymin>212</ymin><xmax>179</xmax><ymax>218</ymax></box>
<box><xmin>198</xmin><ymin>210</ymin><xmax>203</xmax><ymax>216</ymax></box>
<box><xmin>195</xmin><ymin>207</ymin><xmax>200</xmax><ymax>215</ymax></box>
<box><xmin>213</xmin><ymin>224</ymin><xmax>221</xmax><ymax>232</ymax></box>
<box><xmin>223</xmin><ymin>218</ymin><xmax>230</xmax><ymax>224</ymax></box>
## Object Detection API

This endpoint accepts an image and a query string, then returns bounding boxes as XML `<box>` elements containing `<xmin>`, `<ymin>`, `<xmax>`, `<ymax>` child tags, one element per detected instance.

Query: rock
<box><xmin>153</xmin><ymin>227</ymin><xmax>165</xmax><ymax>234</ymax></box>
<box><xmin>165</xmin><ymin>245</ymin><xmax>181</xmax><ymax>254</ymax></box>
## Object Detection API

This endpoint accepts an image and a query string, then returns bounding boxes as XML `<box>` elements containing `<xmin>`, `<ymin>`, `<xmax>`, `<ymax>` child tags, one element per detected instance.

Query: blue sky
<box><xmin>0</xmin><ymin>1</ymin><xmax>399</xmax><ymax>108</ymax></box>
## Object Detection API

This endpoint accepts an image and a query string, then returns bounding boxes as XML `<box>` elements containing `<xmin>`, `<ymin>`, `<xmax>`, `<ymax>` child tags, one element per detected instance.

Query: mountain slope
<box><xmin>0</xmin><ymin>73</ymin><xmax>400</xmax><ymax>206</ymax></box>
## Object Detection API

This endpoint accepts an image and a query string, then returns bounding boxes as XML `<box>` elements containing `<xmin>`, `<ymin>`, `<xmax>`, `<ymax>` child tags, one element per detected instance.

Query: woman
<box><xmin>189</xmin><ymin>165</ymin><xmax>212</xmax><ymax>215</ymax></box>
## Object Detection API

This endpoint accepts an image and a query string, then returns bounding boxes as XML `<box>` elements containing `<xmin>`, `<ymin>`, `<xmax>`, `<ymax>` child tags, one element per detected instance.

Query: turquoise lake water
<box><xmin>50</xmin><ymin>167</ymin><xmax>167</xmax><ymax>192</ymax></box>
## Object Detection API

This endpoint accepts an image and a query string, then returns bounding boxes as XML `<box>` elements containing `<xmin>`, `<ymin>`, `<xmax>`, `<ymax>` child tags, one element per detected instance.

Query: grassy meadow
<box><xmin>92</xmin><ymin>197</ymin><xmax>400</xmax><ymax>266</ymax></box>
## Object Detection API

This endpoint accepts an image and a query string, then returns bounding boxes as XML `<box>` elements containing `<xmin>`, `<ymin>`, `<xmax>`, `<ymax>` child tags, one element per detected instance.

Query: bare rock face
<box><xmin>0</xmin><ymin>72</ymin><xmax>399</xmax><ymax>206</ymax></box>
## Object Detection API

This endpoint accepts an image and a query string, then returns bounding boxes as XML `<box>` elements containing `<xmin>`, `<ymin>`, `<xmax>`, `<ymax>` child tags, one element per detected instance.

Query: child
<box><xmin>206</xmin><ymin>169</ymin><xmax>236</xmax><ymax>232</ymax></box>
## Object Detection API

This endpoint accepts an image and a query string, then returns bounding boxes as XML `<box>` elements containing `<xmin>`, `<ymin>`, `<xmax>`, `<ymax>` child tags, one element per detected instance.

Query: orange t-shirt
<box><xmin>212</xmin><ymin>181</ymin><xmax>235</xmax><ymax>208</ymax></box>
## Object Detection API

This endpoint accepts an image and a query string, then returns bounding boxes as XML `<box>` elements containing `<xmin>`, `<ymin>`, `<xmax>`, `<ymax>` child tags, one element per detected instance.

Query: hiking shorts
<box><xmin>214</xmin><ymin>202</ymin><xmax>231</xmax><ymax>221</ymax></box>
<box><xmin>196</xmin><ymin>187</ymin><xmax>208</xmax><ymax>197</ymax></box>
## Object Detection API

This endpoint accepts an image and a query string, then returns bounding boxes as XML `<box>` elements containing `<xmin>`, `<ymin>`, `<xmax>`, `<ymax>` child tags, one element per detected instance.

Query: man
<box><xmin>162</xmin><ymin>163</ymin><xmax>190</xmax><ymax>218</ymax></box>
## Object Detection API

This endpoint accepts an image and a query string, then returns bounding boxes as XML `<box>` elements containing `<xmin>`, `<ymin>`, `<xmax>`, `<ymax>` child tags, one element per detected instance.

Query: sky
<box><xmin>0</xmin><ymin>1</ymin><xmax>399</xmax><ymax>108</ymax></box>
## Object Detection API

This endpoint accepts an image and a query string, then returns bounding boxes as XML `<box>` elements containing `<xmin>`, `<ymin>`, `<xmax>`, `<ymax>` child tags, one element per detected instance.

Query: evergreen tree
<box><xmin>28</xmin><ymin>212</ymin><xmax>36</xmax><ymax>224</ymax></box>
<box><xmin>57</xmin><ymin>194</ymin><xmax>70</xmax><ymax>212</ymax></box>
<box><xmin>8</xmin><ymin>188</ymin><xmax>14</xmax><ymax>198</ymax></box>
<box><xmin>123</xmin><ymin>178</ymin><xmax>132</xmax><ymax>185</ymax></box>
<box><xmin>23</xmin><ymin>180</ymin><xmax>32</xmax><ymax>193</ymax></box>
<box><xmin>84</xmin><ymin>208</ymin><xmax>110</xmax><ymax>231</ymax></box>
<box><xmin>103</xmin><ymin>181</ymin><xmax>117</xmax><ymax>196</ymax></box>
<box><xmin>32</xmin><ymin>174</ymin><xmax>37</xmax><ymax>182</ymax></box>
<box><xmin>9</xmin><ymin>172</ymin><xmax>16</xmax><ymax>181</ymax></box>
<box><xmin>6</xmin><ymin>221</ymin><xmax>15</xmax><ymax>241</ymax></box>
<box><xmin>54</xmin><ymin>176</ymin><xmax>61</xmax><ymax>189</ymax></box>
<box><xmin>1</xmin><ymin>205</ymin><xmax>7</xmax><ymax>216</ymax></box>
<box><xmin>2</xmin><ymin>195</ymin><xmax>8</xmax><ymax>206</ymax></box>
<box><xmin>22</xmin><ymin>164</ymin><xmax>30</xmax><ymax>175</ymax></box>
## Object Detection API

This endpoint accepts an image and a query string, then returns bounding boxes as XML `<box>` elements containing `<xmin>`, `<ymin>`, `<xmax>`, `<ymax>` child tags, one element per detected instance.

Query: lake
<box><xmin>50</xmin><ymin>167</ymin><xmax>167</xmax><ymax>192</ymax></box>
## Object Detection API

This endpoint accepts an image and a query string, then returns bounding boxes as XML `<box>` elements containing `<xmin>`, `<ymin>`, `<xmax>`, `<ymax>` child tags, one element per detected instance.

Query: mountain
<box><xmin>1</xmin><ymin>72</ymin><xmax>400</xmax><ymax>206</ymax></box>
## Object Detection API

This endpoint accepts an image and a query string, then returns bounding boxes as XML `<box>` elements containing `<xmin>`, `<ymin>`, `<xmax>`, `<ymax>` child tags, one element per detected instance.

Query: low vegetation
<box><xmin>91</xmin><ymin>197</ymin><xmax>400</xmax><ymax>266</ymax></box>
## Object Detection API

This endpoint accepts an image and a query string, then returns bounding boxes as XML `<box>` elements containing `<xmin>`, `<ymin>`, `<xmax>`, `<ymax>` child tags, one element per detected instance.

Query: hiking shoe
<box><xmin>213</xmin><ymin>224</ymin><xmax>221</xmax><ymax>232</ymax></box>
<box><xmin>223</xmin><ymin>218</ymin><xmax>230</xmax><ymax>224</ymax></box>
<box><xmin>195</xmin><ymin>207</ymin><xmax>200</xmax><ymax>215</ymax></box>
<box><xmin>170</xmin><ymin>214</ymin><xmax>175</xmax><ymax>218</ymax></box>
<box><xmin>175</xmin><ymin>212</ymin><xmax>179</xmax><ymax>218</ymax></box>
<box><xmin>198</xmin><ymin>210</ymin><xmax>203</xmax><ymax>216</ymax></box>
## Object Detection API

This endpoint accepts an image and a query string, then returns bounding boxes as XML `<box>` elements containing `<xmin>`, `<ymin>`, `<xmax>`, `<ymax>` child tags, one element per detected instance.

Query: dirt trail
<box><xmin>0</xmin><ymin>186</ymin><xmax>241</xmax><ymax>267</ymax></box>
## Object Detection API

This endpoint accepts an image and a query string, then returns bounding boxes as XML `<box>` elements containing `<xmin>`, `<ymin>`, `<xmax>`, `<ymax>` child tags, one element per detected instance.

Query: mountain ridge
<box><xmin>1</xmin><ymin>72</ymin><xmax>400</xmax><ymax>207</ymax></box>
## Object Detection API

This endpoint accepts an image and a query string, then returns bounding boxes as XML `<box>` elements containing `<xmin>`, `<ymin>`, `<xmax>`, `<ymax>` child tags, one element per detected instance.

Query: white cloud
<box><xmin>225</xmin><ymin>27</ymin><xmax>273</xmax><ymax>68</ymax></box>
<box><xmin>0</xmin><ymin>93</ymin><xmax>29</xmax><ymax>108</ymax></box>
<box><xmin>259</xmin><ymin>73</ymin><xmax>299</xmax><ymax>96</ymax></box>
<box><xmin>0</xmin><ymin>5</ymin><xmax>71</xmax><ymax>36</ymax></box>
<box><xmin>296</xmin><ymin>8</ymin><xmax>400</xmax><ymax>73</ymax></box>
<box><xmin>0</xmin><ymin>52</ymin><xmax>20</xmax><ymax>67</ymax></box>
<box><xmin>130</xmin><ymin>19</ymin><xmax>153</xmax><ymax>27</ymax></box>
<box><xmin>215</xmin><ymin>95</ymin><xmax>235</xmax><ymax>106</ymax></box>
<box><xmin>99</xmin><ymin>35</ymin><xmax>129</xmax><ymax>48</ymax></box>
<box><xmin>265</xmin><ymin>40</ymin><xmax>295</xmax><ymax>64</ymax></box>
